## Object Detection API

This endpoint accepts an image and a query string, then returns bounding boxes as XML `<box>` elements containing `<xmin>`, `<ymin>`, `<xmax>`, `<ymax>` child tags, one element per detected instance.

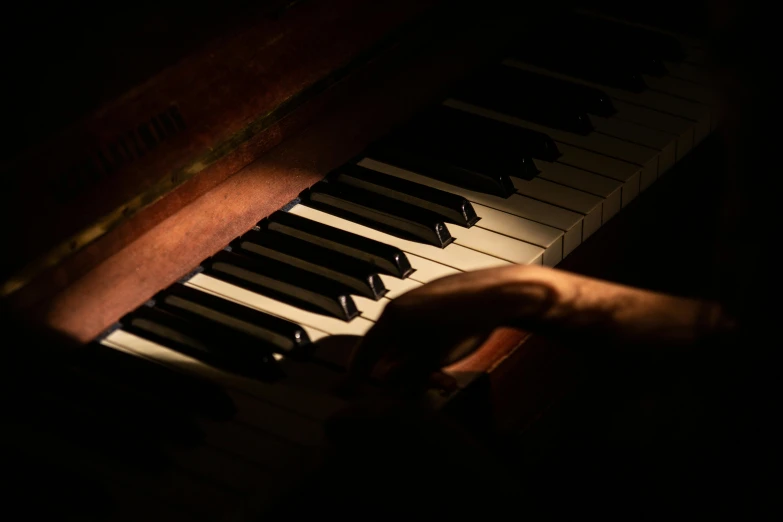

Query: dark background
<box><xmin>3</xmin><ymin>1</ymin><xmax>776</xmax><ymax>518</ymax></box>
<box><xmin>0</xmin><ymin>0</ymin><xmax>710</xmax><ymax>162</ymax></box>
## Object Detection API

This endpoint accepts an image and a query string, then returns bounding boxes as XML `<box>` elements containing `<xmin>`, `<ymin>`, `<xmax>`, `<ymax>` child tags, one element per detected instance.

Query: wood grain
<box><xmin>1</xmin><ymin>0</ymin><xmax>436</xmax><ymax>299</ymax></box>
<box><xmin>20</xmin><ymin>1</ymin><xmax>536</xmax><ymax>342</ymax></box>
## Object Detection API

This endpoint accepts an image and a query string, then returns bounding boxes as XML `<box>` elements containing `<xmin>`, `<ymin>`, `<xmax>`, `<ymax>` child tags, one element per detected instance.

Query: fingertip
<box><xmin>345</xmin><ymin>338</ymin><xmax>377</xmax><ymax>378</ymax></box>
<box><xmin>428</xmin><ymin>371</ymin><xmax>458</xmax><ymax>394</ymax></box>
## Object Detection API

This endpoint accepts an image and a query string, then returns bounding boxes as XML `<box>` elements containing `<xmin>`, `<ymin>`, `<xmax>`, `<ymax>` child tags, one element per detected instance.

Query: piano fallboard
<box><xmin>6</xmin><ymin>0</ymin><xmax>549</xmax><ymax>337</ymax></box>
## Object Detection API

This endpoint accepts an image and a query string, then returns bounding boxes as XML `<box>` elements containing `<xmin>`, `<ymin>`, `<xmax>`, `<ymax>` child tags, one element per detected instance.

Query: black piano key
<box><xmin>370</xmin><ymin>104</ymin><xmax>538</xmax><ymax>192</ymax></box>
<box><xmin>204</xmin><ymin>250</ymin><xmax>360</xmax><ymax>321</ymax></box>
<box><xmin>452</xmin><ymin>66</ymin><xmax>601</xmax><ymax>134</ymax></box>
<box><xmin>157</xmin><ymin>281</ymin><xmax>318</xmax><ymax>356</ymax></box>
<box><xmin>510</xmin><ymin>28</ymin><xmax>649</xmax><ymax>92</ymax></box>
<box><xmin>333</xmin><ymin>163</ymin><xmax>479</xmax><ymax>227</ymax></box>
<box><xmin>34</xmin><ymin>351</ymin><xmax>204</xmax><ymax>446</ymax></box>
<box><xmin>9</xmin><ymin>389</ymin><xmax>169</xmax><ymax>472</ymax></box>
<box><xmin>77</xmin><ymin>342</ymin><xmax>236</xmax><ymax>420</ymax></box>
<box><xmin>465</xmin><ymin>66</ymin><xmax>615</xmax><ymax>118</ymax></box>
<box><xmin>235</xmin><ymin>229</ymin><xmax>388</xmax><ymax>300</ymax></box>
<box><xmin>625</xmin><ymin>24</ymin><xmax>685</xmax><ymax>62</ymax></box>
<box><xmin>264</xmin><ymin>210</ymin><xmax>413</xmax><ymax>278</ymax></box>
<box><xmin>123</xmin><ymin>305</ymin><xmax>285</xmax><ymax>380</ymax></box>
<box><xmin>303</xmin><ymin>181</ymin><xmax>454</xmax><ymax>248</ymax></box>
<box><xmin>16</xmin><ymin>358</ymin><xmax>200</xmax><ymax>458</ymax></box>
<box><xmin>61</xmin><ymin>365</ymin><xmax>204</xmax><ymax>445</ymax></box>
<box><xmin>563</xmin><ymin>13</ymin><xmax>683</xmax><ymax>70</ymax></box>
<box><xmin>362</xmin><ymin>137</ymin><xmax>521</xmax><ymax>196</ymax></box>
<box><xmin>399</xmin><ymin>104</ymin><xmax>560</xmax><ymax>161</ymax></box>
<box><xmin>564</xmin><ymin>34</ymin><xmax>666</xmax><ymax>78</ymax></box>
<box><xmin>8</xmin><ymin>451</ymin><xmax>114</xmax><ymax>521</ymax></box>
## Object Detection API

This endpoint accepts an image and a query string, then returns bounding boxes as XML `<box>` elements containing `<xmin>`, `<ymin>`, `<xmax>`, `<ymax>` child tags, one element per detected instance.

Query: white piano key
<box><xmin>454</xmin><ymin>225</ymin><xmax>545</xmax><ymax>265</ymax></box>
<box><xmin>645</xmin><ymin>74</ymin><xmax>715</xmax><ymax>105</ymax></box>
<box><xmin>289</xmin><ymin>204</ymin><xmax>513</xmax><ymax>272</ymax></box>
<box><xmin>591</xmin><ymin>115</ymin><xmax>677</xmax><ymax>176</ymax></box>
<box><xmin>509</xmin><ymin>176</ymin><xmax>604</xmax><ymax>217</ymax></box>
<box><xmin>170</xmin><ymin>442</ymin><xmax>321</xmax><ymax>522</ymax></box>
<box><xmin>444</xmin><ymin>98</ymin><xmax>660</xmax><ymax>184</ymax></box>
<box><xmin>107</xmin><ymin>327</ymin><xmax>333</xmax><ymax>404</ymax></box>
<box><xmin>664</xmin><ymin>60</ymin><xmax>710</xmax><ymax>85</ymax></box>
<box><xmin>7</xmin><ymin>421</ymin><xmax>205</xmax><ymax>522</ymax></box>
<box><xmin>509</xmin><ymin>177</ymin><xmax>603</xmax><ymax>240</ymax></box>
<box><xmin>620</xmin><ymin>88</ymin><xmax>712</xmax><ymax>142</ymax></box>
<box><xmin>611</xmin><ymin>99</ymin><xmax>694</xmax><ymax>161</ymax></box>
<box><xmin>357</xmin><ymin>158</ymin><xmax>582</xmax><ymax>256</ymax></box>
<box><xmin>396</xmin><ymin>253</ymin><xmax>459</xmax><ymax>283</ymax></box>
<box><xmin>103</xmin><ymin>330</ymin><xmax>347</xmax><ymax>421</ymax></box>
<box><xmin>565</xmin><ymin>8</ymin><xmax>714</xmax><ymax>121</ymax></box>
<box><xmin>352</xmin><ymin>295</ymin><xmax>390</xmax><ymax>321</ymax></box>
<box><xmin>647</xmin><ymin>74</ymin><xmax>716</xmax><ymax>107</ymax></box>
<box><xmin>34</xmin><ymin>390</ymin><xmax>254</xmax><ymax>519</ymax></box>
<box><xmin>105</xmin><ymin>345</ymin><xmax>317</xmax><ymax>468</ymax></box>
<box><xmin>501</xmin><ymin>59</ymin><xmax>711</xmax><ymax>143</ymax></box>
<box><xmin>644</xmin><ymin>74</ymin><xmax>720</xmax><ymax>129</ymax></box>
<box><xmin>185</xmin><ymin>273</ymin><xmax>374</xmax><ymax>336</ymax></box>
<box><xmin>163</xmin><ymin>438</ymin><xmax>277</xmax><ymax>494</ymax></box>
<box><xmin>471</xmin><ymin>202</ymin><xmax>563</xmax><ymax>266</ymax></box>
<box><xmin>555</xmin><ymin>144</ymin><xmax>640</xmax><ymax>207</ymax></box>
<box><xmin>570</xmin><ymin>8</ymin><xmax>708</xmax><ymax>63</ymax></box>
<box><xmin>480</xmin><ymin>193</ymin><xmax>584</xmax><ymax>256</ymax></box>
<box><xmin>378</xmin><ymin>274</ymin><xmax>422</xmax><ymax>297</ymax></box>
<box><xmin>102</xmin><ymin>331</ymin><xmax>341</xmax><ymax>436</ymax></box>
<box><xmin>534</xmin><ymin>160</ymin><xmax>623</xmax><ymax>223</ymax></box>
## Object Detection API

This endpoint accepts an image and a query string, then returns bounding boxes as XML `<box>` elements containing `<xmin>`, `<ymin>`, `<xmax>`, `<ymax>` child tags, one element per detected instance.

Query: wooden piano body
<box><xmin>1</xmin><ymin>1</ymin><xmax>721</xmax><ymax>519</ymax></box>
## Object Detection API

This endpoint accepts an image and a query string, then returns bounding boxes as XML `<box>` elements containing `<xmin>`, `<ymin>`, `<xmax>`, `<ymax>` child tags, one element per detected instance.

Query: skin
<box><xmin>342</xmin><ymin>264</ymin><xmax>735</xmax><ymax>394</ymax></box>
<box><xmin>342</xmin><ymin>0</ymin><xmax>762</xmax><ymax>398</ymax></box>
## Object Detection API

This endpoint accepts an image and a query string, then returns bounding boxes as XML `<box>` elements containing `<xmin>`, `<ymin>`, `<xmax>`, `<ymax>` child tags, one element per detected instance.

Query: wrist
<box><xmin>489</xmin><ymin>266</ymin><xmax>733</xmax><ymax>349</ymax></box>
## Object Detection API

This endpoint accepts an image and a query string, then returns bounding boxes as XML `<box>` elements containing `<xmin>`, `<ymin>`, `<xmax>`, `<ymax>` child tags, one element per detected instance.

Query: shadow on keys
<box><xmin>2</xmin><ymin>310</ymin><xmax>115</xmax><ymax>521</ymax></box>
<box><xmin>1</xmin><ymin>273</ymin><xmax>778</xmax><ymax>522</ymax></box>
<box><xmin>0</xmin><ymin>304</ymin><xmax>516</xmax><ymax>521</ymax></box>
<box><xmin>1</xmin><ymin>306</ymin><xmax>236</xmax><ymax>522</ymax></box>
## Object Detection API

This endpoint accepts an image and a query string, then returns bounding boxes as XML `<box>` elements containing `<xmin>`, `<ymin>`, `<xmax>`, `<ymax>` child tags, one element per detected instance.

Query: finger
<box><xmin>345</xmin><ymin>325</ymin><xmax>399</xmax><ymax>382</ymax></box>
<box><xmin>335</xmin><ymin>330</ymin><xmax>411</xmax><ymax>398</ymax></box>
<box><xmin>427</xmin><ymin>371</ymin><xmax>458</xmax><ymax>394</ymax></box>
<box><xmin>440</xmin><ymin>332</ymin><xmax>491</xmax><ymax>366</ymax></box>
<box><xmin>331</xmin><ymin>337</ymin><xmax>370</xmax><ymax>398</ymax></box>
<box><xmin>378</xmin><ymin>357</ymin><xmax>447</xmax><ymax>397</ymax></box>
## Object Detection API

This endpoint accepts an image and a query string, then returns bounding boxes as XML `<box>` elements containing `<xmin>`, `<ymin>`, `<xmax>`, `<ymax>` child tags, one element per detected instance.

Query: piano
<box><xmin>1</xmin><ymin>1</ymin><xmax>721</xmax><ymax>520</ymax></box>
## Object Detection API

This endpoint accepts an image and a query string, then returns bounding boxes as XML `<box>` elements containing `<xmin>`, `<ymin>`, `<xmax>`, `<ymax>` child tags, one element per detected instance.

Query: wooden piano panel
<box><xmin>14</xmin><ymin>1</ymin><xmax>545</xmax><ymax>342</ymax></box>
<box><xmin>2</xmin><ymin>0</ymin><xmax>437</xmax><ymax>301</ymax></box>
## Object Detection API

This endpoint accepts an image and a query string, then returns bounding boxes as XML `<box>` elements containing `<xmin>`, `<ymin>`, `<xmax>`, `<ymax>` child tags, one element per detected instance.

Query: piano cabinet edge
<box><xmin>11</xmin><ymin>1</ymin><xmax>537</xmax><ymax>343</ymax></box>
<box><xmin>2</xmin><ymin>0</ymin><xmax>439</xmax><ymax>293</ymax></box>
<box><xmin>8</xmin><ymin>73</ymin><xmax>333</xmax><ymax>313</ymax></box>
<box><xmin>444</xmin><ymin>328</ymin><xmax>586</xmax><ymax>440</ymax></box>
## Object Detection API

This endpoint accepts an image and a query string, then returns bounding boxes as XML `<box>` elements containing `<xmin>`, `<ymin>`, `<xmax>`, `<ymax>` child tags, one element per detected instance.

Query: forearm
<box><xmin>488</xmin><ymin>265</ymin><xmax>733</xmax><ymax>349</ymax></box>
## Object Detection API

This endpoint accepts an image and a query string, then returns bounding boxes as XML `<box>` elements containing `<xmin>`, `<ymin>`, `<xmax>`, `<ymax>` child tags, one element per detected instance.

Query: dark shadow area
<box><xmin>2</xmin><ymin>1</ymin><xmax>779</xmax><ymax>521</ymax></box>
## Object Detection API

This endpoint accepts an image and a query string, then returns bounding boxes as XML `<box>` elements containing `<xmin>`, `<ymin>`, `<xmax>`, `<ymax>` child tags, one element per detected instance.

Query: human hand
<box><xmin>340</xmin><ymin>264</ymin><xmax>558</xmax><ymax>395</ymax></box>
<box><xmin>338</xmin><ymin>262</ymin><xmax>730</xmax><ymax>396</ymax></box>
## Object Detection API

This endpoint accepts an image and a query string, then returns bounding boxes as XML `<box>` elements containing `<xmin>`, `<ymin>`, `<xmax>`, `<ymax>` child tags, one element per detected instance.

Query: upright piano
<box><xmin>1</xmin><ymin>1</ymin><xmax>720</xmax><ymax>520</ymax></box>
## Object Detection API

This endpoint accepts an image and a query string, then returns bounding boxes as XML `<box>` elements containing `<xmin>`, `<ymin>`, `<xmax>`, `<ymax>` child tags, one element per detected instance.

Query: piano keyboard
<box><xmin>14</xmin><ymin>12</ymin><xmax>718</xmax><ymax>521</ymax></box>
